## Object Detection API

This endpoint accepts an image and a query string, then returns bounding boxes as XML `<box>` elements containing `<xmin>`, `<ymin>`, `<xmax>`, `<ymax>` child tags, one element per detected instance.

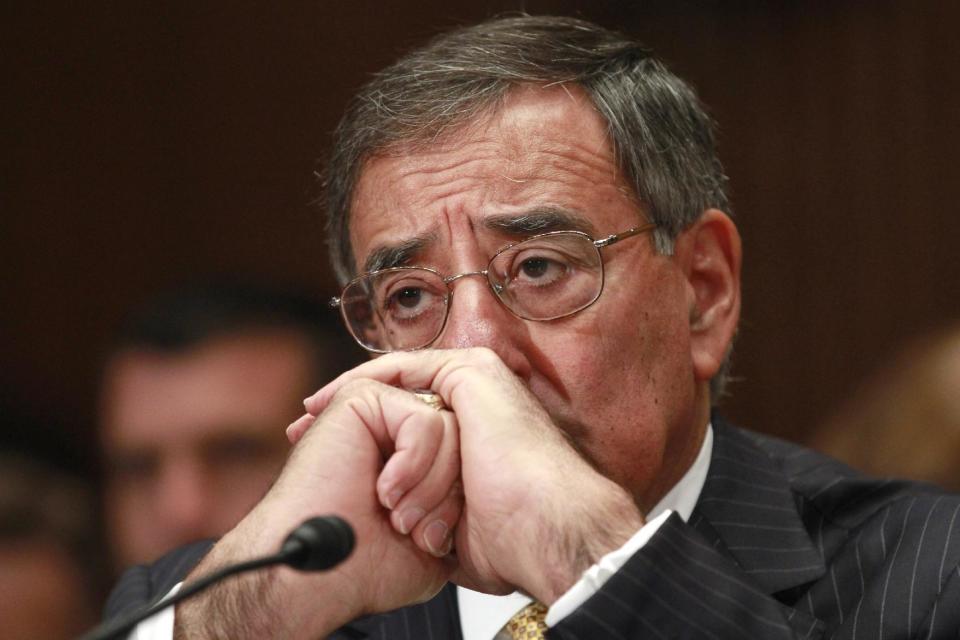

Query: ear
<box><xmin>674</xmin><ymin>209</ymin><xmax>741</xmax><ymax>383</ymax></box>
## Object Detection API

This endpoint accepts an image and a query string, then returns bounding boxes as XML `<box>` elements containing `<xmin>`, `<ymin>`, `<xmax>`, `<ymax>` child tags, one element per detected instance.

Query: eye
<box><xmin>507</xmin><ymin>250</ymin><xmax>569</xmax><ymax>287</ymax></box>
<box><xmin>519</xmin><ymin>257</ymin><xmax>552</xmax><ymax>279</ymax></box>
<box><xmin>385</xmin><ymin>284</ymin><xmax>434</xmax><ymax>314</ymax></box>
<box><xmin>108</xmin><ymin>450</ymin><xmax>158</xmax><ymax>485</ymax></box>
<box><xmin>204</xmin><ymin>434</ymin><xmax>273</xmax><ymax>469</ymax></box>
<box><xmin>394</xmin><ymin>286</ymin><xmax>424</xmax><ymax>309</ymax></box>
<box><xmin>379</xmin><ymin>276</ymin><xmax>444</xmax><ymax>322</ymax></box>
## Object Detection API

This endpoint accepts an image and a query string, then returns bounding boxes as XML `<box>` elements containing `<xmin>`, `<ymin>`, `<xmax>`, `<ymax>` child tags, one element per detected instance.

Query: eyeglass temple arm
<box><xmin>593</xmin><ymin>222</ymin><xmax>657</xmax><ymax>248</ymax></box>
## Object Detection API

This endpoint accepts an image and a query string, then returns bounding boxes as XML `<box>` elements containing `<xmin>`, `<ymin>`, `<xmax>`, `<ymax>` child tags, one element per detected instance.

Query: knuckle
<box><xmin>342</xmin><ymin>377</ymin><xmax>371</xmax><ymax>391</ymax></box>
<box><xmin>338</xmin><ymin>378</ymin><xmax>376</xmax><ymax>397</ymax></box>
<box><xmin>326</xmin><ymin>379</ymin><xmax>382</xmax><ymax>416</ymax></box>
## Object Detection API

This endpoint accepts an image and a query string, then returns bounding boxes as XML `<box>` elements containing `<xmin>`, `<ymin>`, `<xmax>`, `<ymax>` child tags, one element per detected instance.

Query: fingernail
<box><xmin>285</xmin><ymin>420</ymin><xmax>299</xmax><ymax>438</ymax></box>
<box><xmin>424</xmin><ymin>520</ymin><xmax>451</xmax><ymax>557</ymax></box>
<box><xmin>397</xmin><ymin>507</ymin><xmax>425</xmax><ymax>535</ymax></box>
<box><xmin>383</xmin><ymin>488</ymin><xmax>403</xmax><ymax>510</ymax></box>
<box><xmin>286</xmin><ymin>414</ymin><xmax>313</xmax><ymax>438</ymax></box>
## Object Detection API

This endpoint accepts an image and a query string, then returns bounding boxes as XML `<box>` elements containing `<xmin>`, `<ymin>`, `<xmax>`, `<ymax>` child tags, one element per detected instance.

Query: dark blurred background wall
<box><xmin>4</xmin><ymin>1</ymin><xmax>960</xmax><ymax>468</ymax></box>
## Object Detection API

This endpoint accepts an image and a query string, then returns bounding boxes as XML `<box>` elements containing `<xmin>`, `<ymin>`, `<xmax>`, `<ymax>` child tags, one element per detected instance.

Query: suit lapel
<box><xmin>339</xmin><ymin>419</ymin><xmax>828</xmax><ymax>638</ymax></box>
<box><xmin>691</xmin><ymin>419</ymin><xmax>825</xmax><ymax>596</ymax></box>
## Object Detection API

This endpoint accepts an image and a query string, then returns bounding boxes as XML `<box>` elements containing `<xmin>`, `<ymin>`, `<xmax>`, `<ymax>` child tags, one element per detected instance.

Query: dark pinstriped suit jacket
<box><xmin>105</xmin><ymin>418</ymin><xmax>960</xmax><ymax>638</ymax></box>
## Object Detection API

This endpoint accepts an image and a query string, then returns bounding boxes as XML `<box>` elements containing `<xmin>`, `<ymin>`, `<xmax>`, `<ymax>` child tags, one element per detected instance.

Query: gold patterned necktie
<box><xmin>503</xmin><ymin>601</ymin><xmax>548</xmax><ymax>640</ymax></box>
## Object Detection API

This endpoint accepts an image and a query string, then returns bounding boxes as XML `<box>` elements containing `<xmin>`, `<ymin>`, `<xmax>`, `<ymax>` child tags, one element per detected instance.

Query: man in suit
<box><xmin>106</xmin><ymin>15</ymin><xmax>960</xmax><ymax>638</ymax></box>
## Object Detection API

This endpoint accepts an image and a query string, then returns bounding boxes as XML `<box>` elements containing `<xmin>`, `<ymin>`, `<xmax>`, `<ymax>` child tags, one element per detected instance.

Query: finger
<box><xmin>409</xmin><ymin>479</ymin><xmax>463</xmax><ymax>558</ymax></box>
<box><xmin>302</xmin><ymin>351</ymin><xmax>449</xmax><ymax>414</ymax></box>
<box><xmin>375</xmin><ymin>402</ymin><xmax>448</xmax><ymax>511</ymax></box>
<box><xmin>286</xmin><ymin>412</ymin><xmax>316</xmax><ymax>444</ymax></box>
<box><xmin>296</xmin><ymin>379</ymin><xmax>441</xmax><ymax>462</ymax></box>
<box><xmin>304</xmin><ymin>348</ymin><xmax>505</xmax><ymax>415</ymax></box>
<box><xmin>384</xmin><ymin>409</ymin><xmax>460</xmax><ymax>533</ymax></box>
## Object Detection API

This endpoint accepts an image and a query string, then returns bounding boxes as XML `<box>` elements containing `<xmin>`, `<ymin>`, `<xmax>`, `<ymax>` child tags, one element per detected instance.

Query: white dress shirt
<box><xmin>130</xmin><ymin>425</ymin><xmax>713</xmax><ymax>640</ymax></box>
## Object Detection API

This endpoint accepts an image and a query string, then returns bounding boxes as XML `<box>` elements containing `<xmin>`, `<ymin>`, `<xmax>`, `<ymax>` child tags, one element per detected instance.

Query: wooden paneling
<box><xmin>4</xmin><ymin>1</ymin><xmax>958</xmax><ymax>457</ymax></box>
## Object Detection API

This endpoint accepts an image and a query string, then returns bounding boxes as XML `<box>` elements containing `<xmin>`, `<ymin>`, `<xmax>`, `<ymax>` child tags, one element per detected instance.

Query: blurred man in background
<box><xmin>0</xmin><ymin>452</ymin><xmax>104</xmax><ymax>640</ymax></box>
<box><xmin>98</xmin><ymin>280</ymin><xmax>363</xmax><ymax>570</ymax></box>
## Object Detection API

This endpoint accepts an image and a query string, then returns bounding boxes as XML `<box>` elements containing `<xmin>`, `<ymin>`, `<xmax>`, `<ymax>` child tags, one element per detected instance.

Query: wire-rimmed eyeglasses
<box><xmin>330</xmin><ymin>223</ymin><xmax>656</xmax><ymax>353</ymax></box>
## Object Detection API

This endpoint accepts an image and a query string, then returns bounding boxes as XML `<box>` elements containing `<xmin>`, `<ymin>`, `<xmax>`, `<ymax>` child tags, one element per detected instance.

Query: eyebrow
<box><xmin>363</xmin><ymin>233</ymin><xmax>437</xmax><ymax>273</ymax></box>
<box><xmin>360</xmin><ymin>207</ymin><xmax>595</xmax><ymax>274</ymax></box>
<box><xmin>483</xmin><ymin>207</ymin><xmax>597</xmax><ymax>236</ymax></box>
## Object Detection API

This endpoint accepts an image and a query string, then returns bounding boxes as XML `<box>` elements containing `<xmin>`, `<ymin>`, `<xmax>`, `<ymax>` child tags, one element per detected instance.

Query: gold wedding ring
<box><xmin>410</xmin><ymin>389</ymin><xmax>447</xmax><ymax>411</ymax></box>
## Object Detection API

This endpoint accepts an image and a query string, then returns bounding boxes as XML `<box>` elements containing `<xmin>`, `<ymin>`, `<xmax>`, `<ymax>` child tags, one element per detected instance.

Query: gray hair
<box><xmin>321</xmin><ymin>14</ymin><xmax>734</xmax><ymax>398</ymax></box>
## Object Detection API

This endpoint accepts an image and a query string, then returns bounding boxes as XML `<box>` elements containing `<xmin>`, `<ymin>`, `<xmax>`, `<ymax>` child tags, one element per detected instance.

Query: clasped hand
<box><xmin>176</xmin><ymin>348</ymin><xmax>642</xmax><ymax>638</ymax></box>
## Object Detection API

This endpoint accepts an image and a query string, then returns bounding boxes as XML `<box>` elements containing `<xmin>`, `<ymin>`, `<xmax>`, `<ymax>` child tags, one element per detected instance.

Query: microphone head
<box><xmin>281</xmin><ymin>515</ymin><xmax>355</xmax><ymax>571</ymax></box>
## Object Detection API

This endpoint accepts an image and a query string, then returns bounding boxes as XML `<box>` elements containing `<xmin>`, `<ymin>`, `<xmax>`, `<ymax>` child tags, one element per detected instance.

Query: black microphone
<box><xmin>281</xmin><ymin>514</ymin><xmax>355</xmax><ymax>571</ymax></box>
<box><xmin>78</xmin><ymin>515</ymin><xmax>355</xmax><ymax>640</ymax></box>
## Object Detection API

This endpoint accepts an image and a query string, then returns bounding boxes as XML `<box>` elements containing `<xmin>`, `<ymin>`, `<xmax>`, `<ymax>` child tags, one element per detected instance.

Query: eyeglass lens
<box><xmin>340</xmin><ymin>231</ymin><xmax>604</xmax><ymax>352</ymax></box>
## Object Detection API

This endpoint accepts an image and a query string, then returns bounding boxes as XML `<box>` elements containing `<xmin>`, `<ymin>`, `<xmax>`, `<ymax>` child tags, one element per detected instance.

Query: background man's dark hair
<box><xmin>112</xmin><ymin>278</ymin><xmax>365</xmax><ymax>386</ymax></box>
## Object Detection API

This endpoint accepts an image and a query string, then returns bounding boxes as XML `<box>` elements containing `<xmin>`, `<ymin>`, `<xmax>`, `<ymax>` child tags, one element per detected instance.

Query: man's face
<box><xmin>100</xmin><ymin>330</ymin><xmax>311</xmax><ymax>568</ymax></box>
<box><xmin>350</xmin><ymin>85</ymin><xmax>718</xmax><ymax>510</ymax></box>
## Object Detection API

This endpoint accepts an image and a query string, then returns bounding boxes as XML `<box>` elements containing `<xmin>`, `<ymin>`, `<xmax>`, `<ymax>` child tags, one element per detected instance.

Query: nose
<box><xmin>155</xmin><ymin>458</ymin><xmax>214</xmax><ymax>543</ymax></box>
<box><xmin>435</xmin><ymin>274</ymin><xmax>533</xmax><ymax>378</ymax></box>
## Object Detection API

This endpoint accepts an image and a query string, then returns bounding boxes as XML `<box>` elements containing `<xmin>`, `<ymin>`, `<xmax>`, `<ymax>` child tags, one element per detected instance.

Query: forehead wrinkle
<box><xmin>535</xmin><ymin>142</ymin><xmax>619</xmax><ymax>183</ymax></box>
<box><xmin>388</xmin><ymin>142</ymin><xmax>499</xmax><ymax>189</ymax></box>
<box><xmin>379</xmin><ymin>162</ymin><xmax>501</xmax><ymax>220</ymax></box>
<box><xmin>394</xmin><ymin>149</ymin><xmax>494</xmax><ymax>179</ymax></box>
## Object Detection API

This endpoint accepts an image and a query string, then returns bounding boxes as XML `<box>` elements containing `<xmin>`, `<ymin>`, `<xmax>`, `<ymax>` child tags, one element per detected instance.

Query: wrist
<box><xmin>174</xmin><ymin>564</ymin><xmax>278</xmax><ymax>640</ymax></box>
<box><xmin>519</xmin><ymin>474</ymin><xmax>645</xmax><ymax>604</ymax></box>
<box><xmin>174</xmin><ymin>556</ymin><xmax>361</xmax><ymax>639</ymax></box>
<box><xmin>173</xmin><ymin>514</ymin><xmax>361</xmax><ymax>639</ymax></box>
